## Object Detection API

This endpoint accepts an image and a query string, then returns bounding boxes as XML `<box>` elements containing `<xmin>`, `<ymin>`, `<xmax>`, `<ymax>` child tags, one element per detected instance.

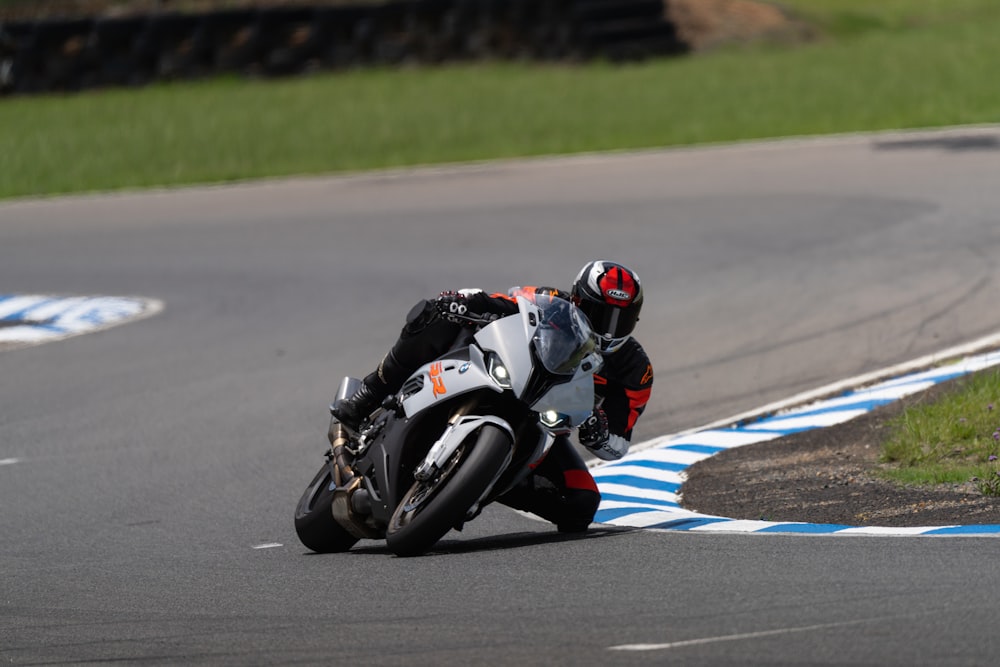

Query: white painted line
<box><xmin>672</xmin><ymin>429</ymin><xmax>785</xmax><ymax>448</ymax></box>
<box><xmin>608</xmin><ymin>617</ymin><xmax>890</xmax><ymax>652</ymax></box>
<box><xmin>599</xmin><ymin>500</ymin><xmax>683</xmax><ymax>513</ymax></box>
<box><xmin>686</xmin><ymin>519</ymin><xmax>780</xmax><ymax>533</ymax></box>
<box><xmin>741</xmin><ymin>408</ymin><xmax>868</xmax><ymax>432</ymax></box>
<box><xmin>596</xmin><ymin>483</ymin><xmax>679</xmax><ymax>505</ymax></box>
<box><xmin>780</xmin><ymin>383</ymin><xmax>934</xmax><ymax>413</ymax></box>
<box><xmin>0</xmin><ymin>458</ymin><xmax>20</xmax><ymax>466</ymax></box>
<box><xmin>834</xmin><ymin>525</ymin><xmax>958</xmax><ymax>536</ymax></box>
<box><xmin>604</xmin><ymin>510</ymin><xmax>692</xmax><ymax>528</ymax></box>
<box><xmin>252</xmin><ymin>543</ymin><xmax>284</xmax><ymax>550</ymax></box>
<box><xmin>591</xmin><ymin>465</ymin><xmax>683</xmax><ymax>484</ymax></box>
<box><xmin>624</xmin><ymin>448</ymin><xmax>713</xmax><ymax>466</ymax></box>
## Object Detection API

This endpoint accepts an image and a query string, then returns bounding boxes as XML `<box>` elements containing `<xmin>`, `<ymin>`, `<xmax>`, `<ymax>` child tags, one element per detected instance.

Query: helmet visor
<box><xmin>577</xmin><ymin>299</ymin><xmax>640</xmax><ymax>341</ymax></box>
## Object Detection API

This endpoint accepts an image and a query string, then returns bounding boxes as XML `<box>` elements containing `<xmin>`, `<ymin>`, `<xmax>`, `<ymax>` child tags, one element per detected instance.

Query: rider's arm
<box><xmin>463</xmin><ymin>290</ymin><xmax>521</xmax><ymax>318</ymax></box>
<box><xmin>589</xmin><ymin>339</ymin><xmax>654</xmax><ymax>460</ymax></box>
<box><xmin>432</xmin><ymin>289</ymin><xmax>519</xmax><ymax>323</ymax></box>
<box><xmin>451</xmin><ymin>285</ymin><xmax>572</xmax><ymax>317</ymax></box>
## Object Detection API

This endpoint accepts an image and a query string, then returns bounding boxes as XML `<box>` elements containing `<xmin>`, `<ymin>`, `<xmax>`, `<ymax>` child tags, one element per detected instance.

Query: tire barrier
<box><xmin>0</xmin><ymin>0</ymin><xmax>688</xmax><ymax>95</ymax></box>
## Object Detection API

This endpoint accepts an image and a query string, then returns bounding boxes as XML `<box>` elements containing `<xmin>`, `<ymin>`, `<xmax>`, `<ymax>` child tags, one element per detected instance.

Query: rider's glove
<box><xmin>436</xmin><ymin>290</ymin><xmax>470</xmax><ymax>323</ymax></box>
<box><xmin>578</xmin><ymin>408</ymin><xmax>610</xmax><ymax>451</ymax></box>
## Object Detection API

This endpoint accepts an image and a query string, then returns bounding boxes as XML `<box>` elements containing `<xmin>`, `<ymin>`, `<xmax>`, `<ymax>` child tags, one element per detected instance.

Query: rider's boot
<box><xmin>331</xmin><ymin>382</ymin><xmax>383</xmax><ymax>431</ymax></box>
<box><xmin>332</xmin><ymin>351</ymin><xmax>411</xmax><ymax>430</ymax></box>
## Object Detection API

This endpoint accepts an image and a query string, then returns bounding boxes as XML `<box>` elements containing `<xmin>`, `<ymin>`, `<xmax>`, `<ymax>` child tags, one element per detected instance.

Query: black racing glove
<box><xmin>435</xmin><ymin>290</ymin><xmax>470</xmax><ymax>323</ymax></box>
<box><xmin>578</xmin><ymin>408</ymin><xmax>610</xmax><ymax>451</ymax></box>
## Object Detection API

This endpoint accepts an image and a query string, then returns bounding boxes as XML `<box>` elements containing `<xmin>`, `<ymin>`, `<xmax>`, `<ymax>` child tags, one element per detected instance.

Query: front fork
<box><xmin>413</xmin><ymin>414</ymin><xmax>515</xmax><ymax>478</ymax></box>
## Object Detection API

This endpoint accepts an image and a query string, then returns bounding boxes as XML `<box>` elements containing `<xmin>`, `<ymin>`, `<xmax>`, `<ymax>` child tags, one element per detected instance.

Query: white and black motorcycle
<box><xmin>294</xmin><ymin>293</ymin><xmax>602</xmax><ymax>557</ymax></box>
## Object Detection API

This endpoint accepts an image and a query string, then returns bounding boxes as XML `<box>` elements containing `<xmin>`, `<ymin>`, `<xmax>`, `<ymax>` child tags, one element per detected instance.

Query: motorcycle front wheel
<box><xmin>386</xmin><ymin>424</ymin><xmax>511</xmax><ymax>557</ymax></box>
<box><xmin>294</xmin><ymin>460</ymin><xmax>360</xmax><ymax>553</ymax></box>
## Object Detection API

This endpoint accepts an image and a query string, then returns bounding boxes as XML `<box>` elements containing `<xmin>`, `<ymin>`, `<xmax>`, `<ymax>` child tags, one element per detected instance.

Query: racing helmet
<box><xmin>571</xmin><ymin>260</ymin><xmax>643</xmax><ymax>353</ymax></box>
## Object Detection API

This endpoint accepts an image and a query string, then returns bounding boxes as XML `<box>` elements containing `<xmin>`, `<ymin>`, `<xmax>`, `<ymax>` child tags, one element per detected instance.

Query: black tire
<box><xmin>294</xmin><ymin>461</ymin><xmax>359</xmax><ymax>553</ymax></box>
<box><xmin>386</xmin><ymin>424</ymin><xmax>512</xmax><ymax>557</ymax></box>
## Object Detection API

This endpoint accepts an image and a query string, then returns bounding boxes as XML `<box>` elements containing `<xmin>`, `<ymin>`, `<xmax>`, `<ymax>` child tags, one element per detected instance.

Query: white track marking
<box><xmin>589</xmin><ymin>333</ymin><xmax>1000</xmax><ymax>536</ymax></box>
<box><xmin>0</xmin><ymin>294</ymin><xmax>163</xmax><ymax>351</ymax></box>
<box><xmin>608</xmin><ymin>617</ymin><xmax>896</xmax><ymax>651</ymax></box>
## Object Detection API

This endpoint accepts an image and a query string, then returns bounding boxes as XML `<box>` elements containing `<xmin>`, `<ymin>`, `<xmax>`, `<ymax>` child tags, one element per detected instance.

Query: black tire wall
<box><xmin>0</xmin><ymin>0</ymin><xmax>688</xmax><ymax>95</ymax></box>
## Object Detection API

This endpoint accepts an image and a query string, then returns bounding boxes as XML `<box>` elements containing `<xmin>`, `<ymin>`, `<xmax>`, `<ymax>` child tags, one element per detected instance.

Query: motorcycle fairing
<box><xmin>400</xmin><ymin>344</ymin><xmax>501</xmax><ymax>419</ymax></box>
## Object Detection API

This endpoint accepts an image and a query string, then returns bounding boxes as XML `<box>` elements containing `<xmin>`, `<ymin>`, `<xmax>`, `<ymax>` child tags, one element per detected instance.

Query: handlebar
<box><xmin>443</xmin><ymin>311</ymin><xmax>502</xmax><ymax>327</ymax></box>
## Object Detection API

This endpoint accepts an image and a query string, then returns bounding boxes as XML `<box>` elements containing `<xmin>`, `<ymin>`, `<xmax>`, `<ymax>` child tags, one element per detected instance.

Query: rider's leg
<box><xmin>332</xmin><ymin>299</ymin><xmax>460</xmax><ymax>429</ymax></box>
<box><xmin>497</xmin><ymin>436</ymin><xmax>601</xmax><ymax>533</ymax></box>
<box><xmin>330</xmin><ymin>348</ymin><xmax>410</xmax><ymax>429</ymax></box>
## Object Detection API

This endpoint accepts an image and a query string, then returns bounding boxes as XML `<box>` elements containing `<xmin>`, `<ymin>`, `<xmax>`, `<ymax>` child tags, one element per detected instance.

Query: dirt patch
<box><xmin>666</xmin><ymin>0</ymin><xmax>814</xmax><ymax>51</ymax></box>
<box><xmin>681</xmin><ymin>369</ymin><xmax>1000</xmax><ymax>527</ymax></box>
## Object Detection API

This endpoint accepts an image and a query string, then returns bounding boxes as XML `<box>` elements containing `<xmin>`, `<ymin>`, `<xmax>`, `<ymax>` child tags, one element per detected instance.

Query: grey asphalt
<box><xmin>2</xmin><ymin>126</ymin><xmax>1000</xmax><ymax>665</ymax></box>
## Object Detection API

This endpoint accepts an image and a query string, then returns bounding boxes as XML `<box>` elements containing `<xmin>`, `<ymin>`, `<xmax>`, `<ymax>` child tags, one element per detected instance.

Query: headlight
<box><xmin>539</xmin><ymin>410</ymin><xmax>571</xmax><ymax>429</ymax></box>
<box><xmin>486</xmin><ymin>353</ymin><xmax>513</xmax><ymax>389</ymax></box>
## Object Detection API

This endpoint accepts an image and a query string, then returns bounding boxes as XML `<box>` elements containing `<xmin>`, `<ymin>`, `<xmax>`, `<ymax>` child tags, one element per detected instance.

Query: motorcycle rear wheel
<box><xmin>386</xmin><ymin>424</ymin><xmax>511</xmax><ymax>557</ymax></box>
<box><xmin>294</xmin><ymin>460</ymin><xmax>360</xmax><ymax>553</ymax></box>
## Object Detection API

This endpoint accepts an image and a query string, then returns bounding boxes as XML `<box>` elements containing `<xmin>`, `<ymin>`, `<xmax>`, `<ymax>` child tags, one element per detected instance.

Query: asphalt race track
<box><xmin>3</xmin><ymin>125</ymin><xmax>1000</xmax><ymax>665</ymax></box>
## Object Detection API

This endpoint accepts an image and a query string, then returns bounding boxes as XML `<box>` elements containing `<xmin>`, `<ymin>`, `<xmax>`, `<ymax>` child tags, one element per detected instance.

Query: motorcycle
<box><xmin>293</xmin><ymin>292</ymin><xmax>603</xmax><ymax>557</ymax></box>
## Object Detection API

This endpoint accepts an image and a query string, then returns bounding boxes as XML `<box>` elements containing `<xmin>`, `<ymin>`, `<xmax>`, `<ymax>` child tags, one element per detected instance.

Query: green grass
<box><xmin>778</xmin><ymin>0</ymin><xmax>999</xmax><ymax>31</ymax></box>
<box><xmin>880</xmin><ymin>369</ymin><xmax>1000</xmax><ymax>495</ymax></box>
<box><xmin>1</xmin><ymin>0</ymin><xmax>999</xmax><ymax>200</ymax></box>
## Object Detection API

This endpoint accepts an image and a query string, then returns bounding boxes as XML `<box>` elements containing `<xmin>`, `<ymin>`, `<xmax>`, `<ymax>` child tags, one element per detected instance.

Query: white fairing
<box><xmin>528</xmin><ymin>355</ymin><xmax>600</xmax><ymax>427</ymax></box>
<box><xmin>398</xmin><ymin>295</ymin><xmax>600</xmax><ymax>427</ymax></box>
<box><xmin>399</xmin><ymin>344</ymin><xmax>500</xmax><ymax>418</ymax></box>
<box><xmin>473</xmin><ymin>311</ymin><xmax>535</xmax><ymax>397</ymax></box>
<box><xmin>474</xmin><ymin>296</ymin><xmax>600</xmax><ymax>427</ymax></box>
<box><xmin>399</xmin><ymin>295</ymin><xmax>602</xmax><ymax>487</ymax></box>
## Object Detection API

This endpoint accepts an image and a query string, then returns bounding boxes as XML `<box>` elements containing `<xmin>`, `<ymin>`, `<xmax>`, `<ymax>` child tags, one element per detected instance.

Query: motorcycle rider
<box><xmin>332</xmin><ymin>260</ymin><xmax>653</xmax><ymax>533</ymax></box>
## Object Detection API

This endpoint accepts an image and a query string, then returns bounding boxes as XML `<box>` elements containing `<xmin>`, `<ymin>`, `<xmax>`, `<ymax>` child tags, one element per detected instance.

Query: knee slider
<box><xmin>563</xmin><ymin>487</ymin><xmax>600</xmax><ymax>525</ymax></box>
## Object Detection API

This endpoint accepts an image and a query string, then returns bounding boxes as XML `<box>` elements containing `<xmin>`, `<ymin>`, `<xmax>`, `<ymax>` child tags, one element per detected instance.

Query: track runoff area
<box><xmin>593</xmin><ymin>333</ymin><xmax>1000</xmax><ymax>537</ymax></box>
<box><xmin>6</xmin><ymin>292</ymin><xmax>1000</xmax><ymax>535</ymax></box>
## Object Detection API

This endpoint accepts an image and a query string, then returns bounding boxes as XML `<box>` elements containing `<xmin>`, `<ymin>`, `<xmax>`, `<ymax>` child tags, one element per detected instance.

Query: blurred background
<box><xmin>0</xmin><ymin>0</ymin><xmax>824</xmax><ymax>99</ymax></box>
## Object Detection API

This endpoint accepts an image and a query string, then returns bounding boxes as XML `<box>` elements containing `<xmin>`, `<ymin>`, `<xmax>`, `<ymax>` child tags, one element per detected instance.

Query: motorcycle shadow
<box><xmin>342</xmin><ymin>525</ymin><xmax>640</xmax><ymax>557</ymax></box>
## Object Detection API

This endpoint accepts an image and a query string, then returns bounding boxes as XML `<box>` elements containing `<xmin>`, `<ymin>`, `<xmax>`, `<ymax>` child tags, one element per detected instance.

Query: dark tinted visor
<box><xmin>577</xmin><ymin>299</ymin><xmax>639</xmax><ymax>339</ymax></box>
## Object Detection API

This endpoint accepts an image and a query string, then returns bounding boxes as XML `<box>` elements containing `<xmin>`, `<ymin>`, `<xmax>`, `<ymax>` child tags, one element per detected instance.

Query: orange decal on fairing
<box><xmin>429</xmin><ymin>362</ymin><xmax>447</xmax><ymax>397</ymax></box>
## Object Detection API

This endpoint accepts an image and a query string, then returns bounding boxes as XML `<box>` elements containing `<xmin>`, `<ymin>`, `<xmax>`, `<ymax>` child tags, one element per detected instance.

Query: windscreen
<box><xmin>530</xmin><ymin>295</ymin><xmax>596</xmax><ymax>375</ymax></box>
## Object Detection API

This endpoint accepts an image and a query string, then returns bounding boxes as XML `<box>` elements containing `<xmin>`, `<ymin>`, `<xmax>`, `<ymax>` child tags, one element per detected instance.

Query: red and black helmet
<box><xmin>571</xmin><ymin>260</ymin><xmax>643</xmax><ymax>352</ymax></box>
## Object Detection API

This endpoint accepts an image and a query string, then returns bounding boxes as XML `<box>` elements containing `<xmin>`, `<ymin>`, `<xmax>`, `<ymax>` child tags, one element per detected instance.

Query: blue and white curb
<box><xmin>0</xmin><ymin>294</ymin><xmax>163</xmax><ymax>350</ymax></box>
<box><xmin>593</xmin><ymin>346</ymin><xmax>1000</xmax><ymax>537</ymax></box>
